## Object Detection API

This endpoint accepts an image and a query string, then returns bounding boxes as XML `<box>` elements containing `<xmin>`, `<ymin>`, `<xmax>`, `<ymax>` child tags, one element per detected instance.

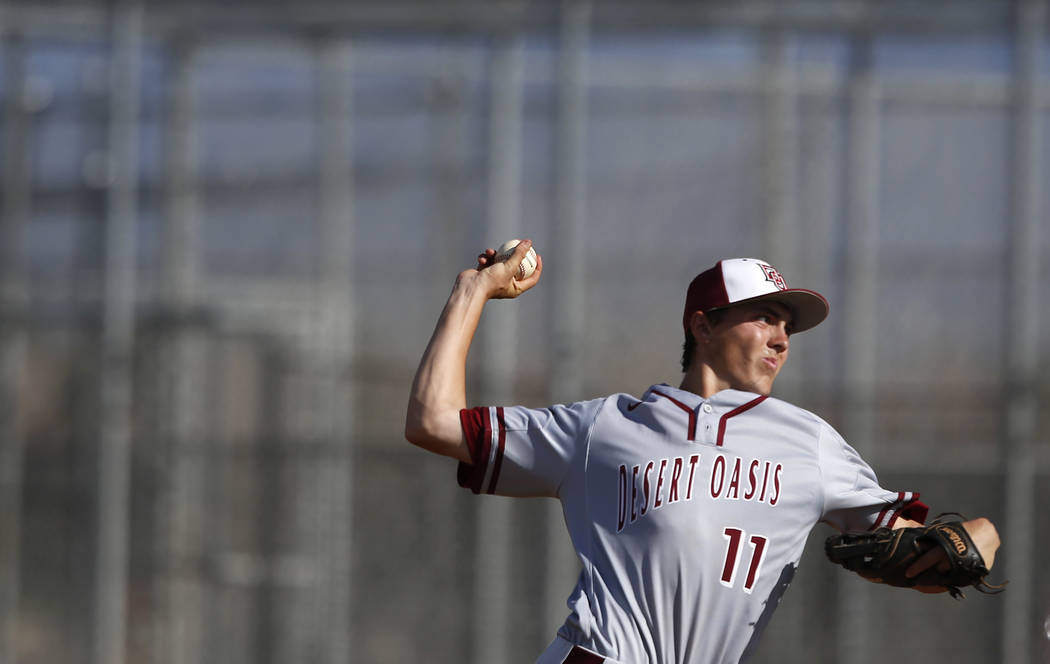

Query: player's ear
<box><xmin>690</xmin><ymin>311</ymin><xmax>714</xmax><ymax>343</ymax></box>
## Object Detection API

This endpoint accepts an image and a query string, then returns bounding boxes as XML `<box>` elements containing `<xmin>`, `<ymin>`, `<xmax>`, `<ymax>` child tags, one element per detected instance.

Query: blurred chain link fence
<box><xmin>1</xmin><ymin>1</ymin><xmax>1048</xmax><ymax>663</ymax></box>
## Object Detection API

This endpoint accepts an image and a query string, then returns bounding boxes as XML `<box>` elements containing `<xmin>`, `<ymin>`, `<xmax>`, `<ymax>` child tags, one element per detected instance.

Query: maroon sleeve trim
<box><xmin>894</xmin><ymin>497</ymin><xmax>929</xmax><ymax>526</ymax></box>
<box><xmin>564</xmin><ymin>645</ymin><xmax>606</xmax><ymax>663</ymax></box>
<box><xmin>486</xmin><ymin>407</ymin><xmax>507</xmax><ymax>494</ymax></box>
<box><xmin>873</xmin><ymin>492</ymin><xmax>929</xmax><ymax>529</ymax></box>
<box><xmin>457</xmin><ymin>408</ymin><xmax>490</xmax><ymax>494</ymax></box>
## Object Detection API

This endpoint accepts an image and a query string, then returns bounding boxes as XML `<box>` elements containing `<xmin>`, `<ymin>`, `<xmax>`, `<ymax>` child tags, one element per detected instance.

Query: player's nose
<box><xmin>768</xmin><ymin>323</ymin><xmax>789</xmax><ymax>352</ymax></box>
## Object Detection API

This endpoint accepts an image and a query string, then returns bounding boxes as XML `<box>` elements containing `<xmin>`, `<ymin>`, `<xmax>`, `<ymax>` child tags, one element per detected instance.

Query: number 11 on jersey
<box><xmin>720</xmin><ymin>527</ymin><xmax>768</xmax><ymax>594</ymax></box>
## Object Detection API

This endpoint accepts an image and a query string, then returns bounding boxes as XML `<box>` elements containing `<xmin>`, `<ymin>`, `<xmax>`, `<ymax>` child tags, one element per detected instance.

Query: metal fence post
<box><xmin>836</xmin><ymin>31</ymin><xmax>880</xmax><ymax>664</ymax></box>
<box><xmin>1002</xmin><ymin>1</ymin><xmax>1045</xmax><ymax>662</ymax></box>
<box><xmin>315</xmin><ymin>37</ymin><xmax>356</xmax><ymax>664</ymax></box>
<box><xmin>472</xmin><ymin>30</ymin><xmax>524</xmax><ymax>664</ymax></box>
<box><xmin>0</xmin><ymin>27</ymin><xmax>30</xmax><ymax>664</ymax></box>
<box><xmin>94</xmin><ymin>3</ymin><xmax>143</xmax><ymax>664</ymax></box>
<box><xmin>156</xmin><ymin>34</ymin><xmax>207</xmax><ymax>664</ymax></box>
<box><xmin>544</xmin><ymin>0</ymin><xmax>591</xmax><ymax>638</ymax></box>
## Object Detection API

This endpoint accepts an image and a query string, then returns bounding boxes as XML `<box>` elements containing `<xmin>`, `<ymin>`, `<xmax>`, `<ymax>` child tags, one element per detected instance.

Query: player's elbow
<box><xmin>404</xmin><ymin>403</ymin><xmax>460</xmax><ymax>454</ymax></box>
<box><xmin>404</xmin><ymin>419</ymin><xmax>433</xmax><ymax>449</ymax></box>
<box><xmin>403</xmin><ymin>406</ymin><xmax>431</xmax><ymax>448</ymax></box>
<box><xmin>405</xmin><ymin>388</ymin><xmax>434</xmax><ymax>446</ymax></box>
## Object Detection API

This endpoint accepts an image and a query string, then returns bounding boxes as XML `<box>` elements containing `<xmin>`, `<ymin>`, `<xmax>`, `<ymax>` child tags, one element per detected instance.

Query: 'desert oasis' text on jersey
<box><xmin>458</xmin><ymin>384</ymin><xmax>928</xmax><ymax>664</ymax></box>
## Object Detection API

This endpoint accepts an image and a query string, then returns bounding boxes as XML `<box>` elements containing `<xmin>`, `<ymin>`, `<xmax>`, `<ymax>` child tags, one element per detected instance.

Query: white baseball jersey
<box><xmin>458</xmin><ymin>384</ymin><xmax>928</xmax><ymax>664</ymax></box>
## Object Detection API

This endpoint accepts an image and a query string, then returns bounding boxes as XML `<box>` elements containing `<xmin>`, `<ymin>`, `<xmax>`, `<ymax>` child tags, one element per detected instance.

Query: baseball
<box><xmin>494</xmin><ymin>239</ymin><xmax>538</xmax><ymax>280</ymax></box>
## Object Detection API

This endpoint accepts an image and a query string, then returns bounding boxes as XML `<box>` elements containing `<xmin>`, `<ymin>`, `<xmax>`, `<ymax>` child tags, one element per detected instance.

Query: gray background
<box><xmin>0</xmin><ymin>1</ymin><xmax>1048</xmax><ymax>663</ymax></box>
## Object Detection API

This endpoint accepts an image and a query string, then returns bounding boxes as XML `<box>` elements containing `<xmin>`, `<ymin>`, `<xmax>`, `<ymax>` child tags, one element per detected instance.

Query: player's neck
<box><xmin>678</xmin><ymin>365</ymin><xmax>728</xmax><ymax>400</ymax></box>
<box><xmin>679</xmin><ymin>364</ymin><xmax>775</xmax><ymax>399</ymax></box>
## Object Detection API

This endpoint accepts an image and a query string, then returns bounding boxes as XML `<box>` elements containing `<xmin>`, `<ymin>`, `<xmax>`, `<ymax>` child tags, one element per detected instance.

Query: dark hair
<box><xmin>680</xmin><ymin>330</ymin><xmax>697</xmax><ymax>373</ymax></box>
<box><xmin>680</xmin><ymin>308</ymin><xmax>726</xmax><ymax>372</ymax></box>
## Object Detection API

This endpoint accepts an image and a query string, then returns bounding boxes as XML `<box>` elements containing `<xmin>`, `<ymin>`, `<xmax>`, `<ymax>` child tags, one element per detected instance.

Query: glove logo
<box><xmin>940</xmin><ymin>526</ymin><xmax>968</xmax><ymax>555</ymax></box>
<box><xmin>759</xmin><ymin>264</ymin><xmax>787</xmax><ymax>290</ymax></box>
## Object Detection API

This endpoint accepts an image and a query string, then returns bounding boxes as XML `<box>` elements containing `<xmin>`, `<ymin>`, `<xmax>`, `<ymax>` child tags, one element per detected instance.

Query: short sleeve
<box><xmin>457</xmin><ymin>399</ymin><xmax>604</xmax><ymax>498</ymax></box>
<box><xmin>818</xmin><ymin>422</ymin><xmax>928</xmax><ymax>530</ymax></box>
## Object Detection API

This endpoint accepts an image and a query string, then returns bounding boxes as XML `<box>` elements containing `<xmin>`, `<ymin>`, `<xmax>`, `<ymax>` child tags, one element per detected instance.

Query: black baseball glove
<box><xmin>824</xmin><ymin>514</ymin><xmax>1006</xmax><ymax>599</ymax></box>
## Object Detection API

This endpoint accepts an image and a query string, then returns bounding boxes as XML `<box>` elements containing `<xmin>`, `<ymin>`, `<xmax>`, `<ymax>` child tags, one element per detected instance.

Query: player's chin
<box><xmin>728</xmin><ymin>369</ymin><xmax>777</xmax><ymax>395</ymax></box>
<box><xmin>741</xmin><ymin>379</ymin><xmax>775</xmax><ymax>396</ymax></box>
<box><xmin>750</xmin><ymin>372</ymin><xmax>779</xmax><ymax>396</ymax></box>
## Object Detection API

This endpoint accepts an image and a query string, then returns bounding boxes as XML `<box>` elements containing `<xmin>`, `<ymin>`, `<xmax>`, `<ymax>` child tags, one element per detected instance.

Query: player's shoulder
<box><xmin>763</xmin><ymin>396</ymin><xmax>858</xmax><ymax>458</ymax></box>
<box><xmin>758</xmin><ymin>394</ymin><xmax>836</xmax><ymax>437</ymax></box>
<box><xmin>761</xmin><ymin>394</ymin><xmax>820</xmax><ymax>419</ymax></box>
<box><xmin>514</xmin><ymin>393</ymin><xmax>611</xmax><ymax>425</ymax></box>
<box><xmin>581</xmin><ymin>385</ymin><xmax>674</xmax><ymax>420</ymax></box>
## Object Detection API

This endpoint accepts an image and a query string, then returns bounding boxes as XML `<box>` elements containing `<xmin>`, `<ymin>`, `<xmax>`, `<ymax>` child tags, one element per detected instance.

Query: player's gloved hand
<box><xmin>462</xmin><ymin>239</ymin><xmax>542</xmax><ymax>300</ymax></box>
<box><xmin>904</xmin><ymin>517</ymin><xmax>1000</xmax><ymax>593</ymax></box>
<box><xmin>825</xmin><ymin>514</ymin><xmax>1006</xmax><ymax>599</ymax></box>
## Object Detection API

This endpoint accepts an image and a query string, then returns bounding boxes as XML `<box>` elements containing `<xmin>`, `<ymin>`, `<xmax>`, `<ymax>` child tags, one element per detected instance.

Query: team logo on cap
<box><xmin>760</xmin><ymin>264</ymin><xmax>787</xmax><ymax>290</ymax></box>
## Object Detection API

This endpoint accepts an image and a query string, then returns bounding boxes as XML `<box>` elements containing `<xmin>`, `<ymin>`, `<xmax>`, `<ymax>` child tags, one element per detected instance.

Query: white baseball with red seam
<box><xmin>494</xmin><ymin>239</ymin><xmax>537</xmax><ymax>280</ymax></box>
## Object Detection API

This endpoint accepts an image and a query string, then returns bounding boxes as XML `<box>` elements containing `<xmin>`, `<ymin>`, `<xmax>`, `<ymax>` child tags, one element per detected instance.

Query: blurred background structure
<box><xmin>0</xmin><ymin>0</ymin><xmax>1048</xmax><ymax>662</ymax></box>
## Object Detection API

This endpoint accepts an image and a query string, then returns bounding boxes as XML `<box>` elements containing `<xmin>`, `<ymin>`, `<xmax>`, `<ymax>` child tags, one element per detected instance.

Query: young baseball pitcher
<box><xmin>405</xmin><ymin>241</ymin><xmax>1002</xmax><ymax>664</ymax></box>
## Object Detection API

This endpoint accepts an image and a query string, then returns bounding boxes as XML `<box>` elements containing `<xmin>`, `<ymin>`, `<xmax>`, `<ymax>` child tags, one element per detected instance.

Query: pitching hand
<box><xmin>462</xmin><ymin>239</ymin><xmax>543</xmax><ymax>300</ymax></box>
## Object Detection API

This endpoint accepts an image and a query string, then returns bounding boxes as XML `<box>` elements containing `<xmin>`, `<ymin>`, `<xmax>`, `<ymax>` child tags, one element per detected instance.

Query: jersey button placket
<box><xmin>698</xmin><ymin>402</ymin><xmax>717</xmax><ymax>445</ymax></box>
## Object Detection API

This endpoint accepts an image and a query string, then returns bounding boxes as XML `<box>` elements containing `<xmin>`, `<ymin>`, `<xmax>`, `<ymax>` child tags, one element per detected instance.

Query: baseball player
<box><xmin>405</xmin><ymin>242</ymin><xmax>1001</xmax><ymax>663</ymax></box>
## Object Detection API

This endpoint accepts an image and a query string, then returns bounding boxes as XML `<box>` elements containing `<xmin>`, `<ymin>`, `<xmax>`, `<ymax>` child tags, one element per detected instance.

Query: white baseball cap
<box><xmin>682</xmin><ymin>258</ymin><xmax>829</xmax><ymax>333</ymax></box>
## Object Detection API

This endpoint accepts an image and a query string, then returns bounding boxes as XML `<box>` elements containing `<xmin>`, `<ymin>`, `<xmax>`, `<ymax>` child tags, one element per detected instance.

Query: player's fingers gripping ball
<box><xmin>824</xmin><ymin>514</ymin><xmax>1006</xmax><ymax>599</ymax></box>
<box><xmin>493</xmin><ymin>239</ymin><xmax>538</xmax><ymax>280</ymax></box>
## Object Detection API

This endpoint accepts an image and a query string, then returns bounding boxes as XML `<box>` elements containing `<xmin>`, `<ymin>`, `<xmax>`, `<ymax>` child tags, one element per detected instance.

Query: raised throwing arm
<box><xmin>404</xmin><ymin>240</ymin><xmax>542</xmax><ymax>462</ymax></box>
